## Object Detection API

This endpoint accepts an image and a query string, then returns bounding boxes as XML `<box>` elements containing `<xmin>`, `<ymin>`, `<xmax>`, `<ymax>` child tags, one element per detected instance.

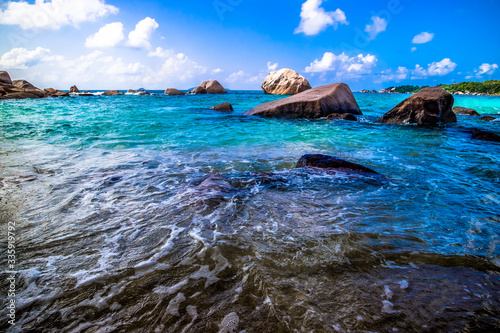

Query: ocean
<box><xmin>1</xmin><ymin>91</ymin><xmax>499</xmax><ymax>332</ymax></box>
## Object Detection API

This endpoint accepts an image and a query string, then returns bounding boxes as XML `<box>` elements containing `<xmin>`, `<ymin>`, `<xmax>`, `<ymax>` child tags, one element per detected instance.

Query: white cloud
<box><xmin>148</xmin><ymin>47</ymin><xmax>173</xmax><ymax>58</ymax></box>
<box><xmin>410</xmin><ymin>58</ymin><xmax>457</xmax><ymax>79</ymax></box>
<box><xmin>475</xmin><ymin>63</ymin><xmax>498</xmax><ymax>76</ymax></box>
<box><xmin>85</xmin><ymin>22</ymin><xmax>124</xmax><ymax>48</ymax></box>
<box><xmin>212</xmin><ymin>68</ymin><xmax>223</xmax><ymax>74</ymax></box>
<box><xmin>365</xmin><ymin>16</ymin><xmax>387</xmax><ymax>41</ymax></box>
<box><xmin>106</xmin><ymin>58</ymin><xmax>145</xmax><ymax>76</ymax></box>
<box><xmin>267</xmin><ymin>61</ymin><xmax>279</xmax><ymax>72</ymax></box>
<box><xmin>412</xmin><ymin>32</ymin><xmax>434</xmax><ymax>44</ymax></box>
<box><xmin>305</xmin><ymin>52</ymin><xmax>377</xmax><ymax>79</ymax></box>
<box><xmin>377</xmin><ymin>66</ymin><xmax>408</xmax><ymax>82</ymax></box>
<box><xmin>411</xmin><ymin>47</ymin><xmax>417</xmax><ymax>52</ymax></box>
<box><xmin>427</xmin><ymin>58</ymin><xmax>457</xmax><ymax>76</ymax></box>
<box><xmin>126</xmin><ymin>17</ymin><xmax>159</xmax><ymax>49</ymax></box>
<box><xmin>0</xmin><ymin>0</ymin><xmax>118</xmax><ymax>30</ymax></box>
<box><xmin>0</xmin><ymin>47</ymin><xmax>51</xmax><ymax>69</ymax></box>
<box><xmin>294</xmin><ymin>0</ymin><xmax>348</xmax><ymax>36</ymax></box>
<box><xmin>226</xmin><ymin>70</ymin><xmax>246</xmax><ymax>83</ymax></box>
<box><xmin>158</xmin><ymin>53</ymin><xmax>207</xmax><ymax>81</ymax></box>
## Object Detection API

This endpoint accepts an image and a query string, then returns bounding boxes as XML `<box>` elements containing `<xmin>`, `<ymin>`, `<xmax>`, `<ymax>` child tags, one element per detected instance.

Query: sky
<box><xmin>0</xmin><ymin>0</ymin><xmax>499</xmax><ymax>91</ymax></box>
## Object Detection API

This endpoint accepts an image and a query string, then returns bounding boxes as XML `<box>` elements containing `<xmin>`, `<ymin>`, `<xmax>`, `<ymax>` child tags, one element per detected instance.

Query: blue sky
<box><xmin>0</xmin><ymin>0</ymin><xmax>498</xmax><ymax>90</ymax></box>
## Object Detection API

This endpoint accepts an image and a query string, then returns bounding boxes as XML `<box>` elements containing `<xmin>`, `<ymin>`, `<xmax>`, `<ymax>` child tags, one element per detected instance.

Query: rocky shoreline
<box><xmin>360</xmin><ymin>88</ymin><xmax>500</xmax><ymax>96</ymax></box>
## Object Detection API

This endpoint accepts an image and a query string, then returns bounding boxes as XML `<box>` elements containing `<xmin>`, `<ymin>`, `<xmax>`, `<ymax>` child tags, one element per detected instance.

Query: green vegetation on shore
<box><xmin>381</xmin><ymin>80</ymin><xmax>500</xmax><ymax>95</ymax></box>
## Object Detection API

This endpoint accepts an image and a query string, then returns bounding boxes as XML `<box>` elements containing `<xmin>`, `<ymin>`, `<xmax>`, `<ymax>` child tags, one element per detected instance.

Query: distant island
<box><xmin>361</xmin><ymin>80</ymin><xmax>500</xmax><ymax>96</ymax></box>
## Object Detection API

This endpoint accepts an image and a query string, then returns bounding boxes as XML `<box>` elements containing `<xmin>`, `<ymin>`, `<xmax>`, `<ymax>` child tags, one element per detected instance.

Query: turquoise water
<box><xmin>1</xmin><ymin>91</ymin><xmax>499</xmax><ymax>332</ymax></box>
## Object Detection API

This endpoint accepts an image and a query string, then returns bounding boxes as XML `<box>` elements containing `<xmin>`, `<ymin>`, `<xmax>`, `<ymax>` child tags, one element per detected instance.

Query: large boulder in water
<box><xmin>261</xmin><ymin>68</ymin><xmax>312</xmax><ymax>95</ymax></box>
<box><xmin>164</xmin><ymin>88</ymin><xmax>185</xmax><ymax>96</ymax></box>
<box><xmin>376</xmin><ymin>87</ymin><xmax>456</xmax><ymax>126</ymax></box>
<box><xmin>70</xmin><ymin>85</ymin><xmax>80</xmax><ymax>93</ymax></box>
<box><xmin>296</xmin><ymin>154</ymin><xmax>378</xmax><ymax>174</ymax></box>
<box><xmin>0</xmin><ymin>71</ymin><xmax>13</xmax><ymax>85</ymax></box>
<box><xmin>243</xmin><ymin>83</ymin><xmax>361</xmax><ymax>119</ymax></box>
<box><xmin>191</xmin><ymin>80</ymin><xmax>227</xmax><ymax>94</ymax></box>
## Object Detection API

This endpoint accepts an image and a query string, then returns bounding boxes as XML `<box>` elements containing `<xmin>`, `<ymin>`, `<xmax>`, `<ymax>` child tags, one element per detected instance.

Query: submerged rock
<box><xmin>327</xmin><ymin>113</ymin><xmax>357</xmax><ymax>121</ymax></box>
<box><xmin>70</xmin><ymin>85</ymin><xmax>80</xmax><ymax>93</ymax></box>
<box><xmin>191</xmin><ymin>80</ymin><xmax>227</xmax><ymax>94</ymax></box>
<box><xmin>480</xmin><ymin>116</ymin><xmax>497</xmax><ymax>122</ymax></box>
<box><xmin>296</xmin><ymin>154</ymin><xmax>378</xmax><ymax>174</ymax></box>
<box><xmin>102</xmin><ymin>90</ymin><xmax>124</xmax><ymax>96</ymax></box>
<box><xmin>261</xmin><ymin>68</ymin><xmax>311</xmax><ymax>95</ymax></box>
<box><xmin>453</xmin><ymin>106</ymin><xmax>480</xmax><ymax>116</ymax></box>
<box><xmin>211</xmin><ymin>102</ymin><xmax>234</xmax><ymax>112</ymax></box>
<box><xmin>164</xmin><ymin>88</ymin><xmax>185</xmax><ymax>96</ymax></box>
<box><xmin>376</xmin><ymin>87</ymin><xmax>456</xmax><ymax>126</ymax></box>
<box><xmin>471</xmin><ymin>130</ymin><xmax>500</xmax><ymax>142</ymax></box>
<box><xmin>244</xmin><ymin>83</ymin><xmax>361</xmax><ymax>119</ymax></box>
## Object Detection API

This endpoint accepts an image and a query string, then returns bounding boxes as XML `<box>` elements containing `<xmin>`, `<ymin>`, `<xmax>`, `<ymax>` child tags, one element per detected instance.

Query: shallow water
<box><xmin>1</xmin><ymin>91</ymin><xmax>499</xmax><ymax>332</ymax></box>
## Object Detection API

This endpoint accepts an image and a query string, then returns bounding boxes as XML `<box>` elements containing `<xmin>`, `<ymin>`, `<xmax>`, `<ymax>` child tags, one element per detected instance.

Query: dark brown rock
<box><xmin>244</xmin><ymin>83</ymin><xmax>361</xmax><ymax>119</ymax></box>
<box><xmin>480</xmin><ymin>116</ymin><xmax>496</xmax><ymax>122</ymax></box>
<box><xmin>327</xmin><ymin>113</ymin><xmax>357</xmax><ymax>121</ymax></box>
<box><xmin>453</xmin><ymin>107</ymin><xmax>480</xmax><ymax>116</ymax></box>
<box><xmin>210</xmin><ymin>102</ymin><xmax>234</xmax><ymax>112</ymax></box>
<box><xmin>191</xmin><ymin>86</ymin><xmax>207</xmax><ymax>94</ymax></box>
<box><xmin>190</xmin><ymin>80</ymin><xmax>227</xmax><ymax>94</ymax></box>
<box><xmin>376</xmin><ymin>87</ymin><xmax>456</xmax><ymax>126</ymax></box>
<box><xmin>70</xmin><ymin>85</ymin><xmax>80</xmax><ymax>93</ymax></box>
<box><xmin>164</xmin><ymin>88</ymin><xmax>185</xmax><ymax>96</ymax></box>
<box><xmin>1</xmin><ymin>92</ymin><xmax>45</xmax><ymax>99</ymax></box>
<box><xmin>296</xmin><ymin>154</ymin><xmax>378</xmax><ymax>174</ymax></box>
<box><xmin>102</xmin><ymin>90</ymin><xmax>124</xmax><ymax>96</ymax></box>
<box><xmin>471</xmin><ymin>130</ymin><xmax>500</xmax><ymax>142</ymax></box>
<box><xmin>0</xmin><ymin>71</ymin><xmax>12</xmax><ymax>85</ymax></box>
<box><xmin>126</xmin><ymin>89</ymin><xmax>150</xmax><ymax>95</ymax></box>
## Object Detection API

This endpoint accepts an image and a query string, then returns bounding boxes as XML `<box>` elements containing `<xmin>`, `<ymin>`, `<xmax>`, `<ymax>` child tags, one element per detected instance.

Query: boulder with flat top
<box><xmin>376</xmin><ymin>87</ymin><xmax>456</xmax><ymax>126</ymax></box>
<box><xmin>296</xmin><ymin>154</ymin><xmax>378</xmax><ymax>174</ymax></box>
<box><xmin>244</xmin><ymin>83</ymin><xmax>361</xmax><ymax>119</ymax></box>
<box><xmin>164</xmin><ymin>88</ymin><xmax>185</xmax><ymax>96</ymax></box>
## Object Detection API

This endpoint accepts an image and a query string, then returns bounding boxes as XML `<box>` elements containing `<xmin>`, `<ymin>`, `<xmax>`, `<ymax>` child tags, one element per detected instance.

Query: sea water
<box><xmin>0</xmin><ymin>91</ymin><xmax>499</xmax><ymax>332</ymax></box>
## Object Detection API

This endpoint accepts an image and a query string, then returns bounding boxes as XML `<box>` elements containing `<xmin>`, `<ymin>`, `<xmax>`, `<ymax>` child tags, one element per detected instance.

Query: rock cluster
<box><xmin>261</xmin><ymin>68</ymin><xmax>311</xmax><ymax>95</ymax></box>
<box><xmin>0</xmin><ymin>71</ymin><xmax>48</xmax><ymax>99</ymax></box>
<box><xmin>44</xmin><ymin>88</ymin><xmax>70</xmax><ymax>97</ymax></box>
<box><xmin>244</xmin><ymin>83</ymin><xmax>361</xmax><ymax>119</ymax></box>
<box><xmin>102</xmin><ymin>90</ymin><xmax>124</xmax><ymax>96</ymax></box>
<box><xmin>190</xmin><ymin>80</ymin><xmax>227</xmax><ymax>94</ymax></box>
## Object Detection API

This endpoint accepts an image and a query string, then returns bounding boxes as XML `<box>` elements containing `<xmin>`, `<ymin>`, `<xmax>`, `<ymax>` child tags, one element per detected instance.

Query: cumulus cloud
<box><xmin>365</xmin><ymin>16</ymin><xmax>387</xmax><ymax>41</ymax></box>
<box><xmin>85</xmin><ymin>22</ymin><xmax>124</xmax><ymax>48</ymax></box>
<box><xmin>427</xmin><ymin>58</ymin><xmax>457</xmax><ymax>76</ymax></box>
<box><xmin>267</xmin><ymin>61</ymin><xmax>279</xmax><ymax>72</ymax></box>
<box><xmin>412</xmin><ymin>32</ymin><xmax>434</xmax><ymax>44</ymax></box>
<box><xmin>148</xmin><ymin>47</ymin><xmax>174</xmax><ymax>58</ymax></box>
<box><xmin>305</xmin><ymin>52</ymin><xmax>377</xmax><ymax>79</ymax></box>
<box><xmin>158</xmin><ymin>53</ymin><xmax>207</xmax><ymax>81</ymax></box>
<box><xmin>377</xmin><ymin>66</ymin><xmax>409</xmax><ymax>82</ymax></box>
<box><xmin>475</xmin><ymin>63</ymin><xmax>498</xmax><ymax>76</ymax></box>
<box><xmin>226</xmin><ymin>70</ymin><xmax>246</xmax><ymax>83</ymax></box>
<box><xmin>106</xmin><ymin>58</ymin><xmax>145</xmax><ymax>76</ymax></box>
<box><xmin>0</xmin><ymin>0</ymin><xmax>118</xmax><ymax>30</ymax></box>
<box><xmin>410</xmin><ymin>58</ymin><xmax>457</xmax><ymax>79</ymax></box>
<box><xmin>126</xmin><ymin>17</ymin><xmax>159</xmax><ymax>49</ymax></box>
<box><xmin>0</xmin><ymin>47</ymin><xmax>51</xmax><ymax>69</ymax></box>
<box><xmin>411</xmin><ymin>47</ymin><xmax>417</xmax><ymax>52</ymax></box>
<box><xmin>294</xmin><ymin>0</ymin><xmax>348</xmax><ymax>36</ymax></box>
